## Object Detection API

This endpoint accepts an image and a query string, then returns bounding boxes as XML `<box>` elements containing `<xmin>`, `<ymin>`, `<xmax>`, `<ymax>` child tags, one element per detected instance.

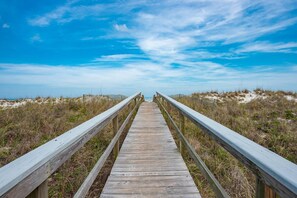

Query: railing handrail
<box><xmin>156</xmin><ymin>92</ymin><xmax>297</xmax><ymax>198</ymax></box>
<box><xmin>74</xmin><ymin>97</ymin><xmax>141</xmax><ymax>198</ymax></box>
<box><xmin>0</xmin><ymin>92</ymin><xmax>141</xmax><ymax>197</ymax></box>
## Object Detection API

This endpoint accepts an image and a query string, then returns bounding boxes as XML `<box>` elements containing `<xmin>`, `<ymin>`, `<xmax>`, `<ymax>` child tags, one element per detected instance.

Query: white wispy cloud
<box><xmin>28</xmin><ymin>3</ymin><xmax>104</xmax><ymax>26</ymax></box>
<box><xmin>80</xmin><ymin>36</ymin><xmax>104</xmax><ymax>41</ymax></box>
<box><xmin>2</xmin><ymin>23</ymin><xmax>10</xmax><ymax>29</ymax></box>
<box><xmin>114</xmin><ymin>24</ymin><xmax>129</xmax><ymax>32</ymax></box>
<box><xmin>30</xmin><ymin>34</ymin><xmax>43</xmax><ymax>42</ymax></box>
<box><xmin>28</xmin><ymin>6</ymin><xmax>70</xmax><ymax>26</ymax></box>
<box><xmin>129</xmin><ymin>0</ymin><xmax>297</xmax><ymax>62</ymax></box>
<box><xmin>27</xmin><ymin>1</ymin><xmax>145</xmax><ymax>27</ymax></box>
<box><xmin>138</xmin><ymin>36</ymin><xmax>194</xmax><ymax>58</ymax></box>
<box><xmin>27</xmin><ymin>0</ymin><xmax>297</xmax><ymax>61</ymax></box>
<box><xmin>1</xmin><ymin>63</ymin><xmax>296</xmax><ymax>96</ymax></box>
<box><xmin>92</xmin><ymin>54</ymin><xmax>143</xmax><ymax>62</ymax></box>
<box><xmin>189</xmin><ymin>51</ymin><xmax>244</xmax><ymax>60</ymax></box>
<box><xmin>236</xmin><ymin>41</ymin><xmax>297</xmax><ymax>53</ymax></box>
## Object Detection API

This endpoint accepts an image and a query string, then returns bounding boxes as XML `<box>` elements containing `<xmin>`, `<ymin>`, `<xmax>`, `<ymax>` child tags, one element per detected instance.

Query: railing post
<box><xmin>167</xmin><ymin>101</ymin><xmax>171</xmax><ymax>114</ymax></box>
<box><xmin>256</xmin><ymin>178</ymin><xmax>265</xmax><ymax>198</ymax></box>
<box><xmin>128</xmin><ymin>101</ymin><xmax>131</xmax><ymax>112</ymax></box>
<box><xmin>27</xmin><ymin>179</ymin><xmax>48</xmax><ymax>198</ymax></box>
<box><xmin>265</xmin><ymin>186</ymin><xmax>277</xmax><ymax>198</ymax></box>
<box><xmin>179</xmin><ymin>111</ymin><xmax>185</xmax><ymax>155</ymax></box>
<box><xmin>112</xmin><ymin>115</ymin><xmax>119</xmax><ymax>158</ymax></box>
<box><xmin>256</xmin><ymin>178</ymin><xmax>277</xmax><ymax>198</ymax></box>
<box><xmin>154</xmin><ymin>95</ymin><xmax>158</xmax><ymax>103</ymax></box>
<box><xmin>157</xmin><ymin>94</ymin><xmax>160</xmax><ymax>103</ymax></box>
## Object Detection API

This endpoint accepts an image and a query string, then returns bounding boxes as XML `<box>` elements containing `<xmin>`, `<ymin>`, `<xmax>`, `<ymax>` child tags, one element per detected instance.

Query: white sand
<box><xmin>0</xmin><ymin>95</ymin><xmax>109</xmax><ymax>109</ymax></box>
<box><xmin>284</xmin><ymin>95</ymin><xmax>297</xmax><ymax>102</ymax></box>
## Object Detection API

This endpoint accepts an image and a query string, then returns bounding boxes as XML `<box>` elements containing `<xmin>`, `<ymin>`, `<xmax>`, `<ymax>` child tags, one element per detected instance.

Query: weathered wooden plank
<box><xmin>100</xmin><ymin>193</ymin><xmax>199</xmax><ymax>198</ymax></box>
<box><xmin>114</xmin><ymin>160</ymin><xmax>184</xmax><ymax>166</ymax></box>
<box><xmin>120</xmin><ymin>143</ymin><xmax>176</xmax><ymax>148</ymax></box>
<box><xmin>103</xmin><ymin>183</ymin><xmax>196</xmax><ymax>190</ymax></box>
<box><xmin>102</xmin><ymin>186</ymin><xmax>199</xmax><ymax>194</ymax></box>
<box><xmin>111</xmin><ymin>167</ymin><xmax>187</xmax><ymax>172</ymax></box>
<box><xmin>109</xmin><ymin>171</ymin><xmax>191</xmax><ymax>177</ymax></box>
<box><xmin>116</xmin><ymin>157</ymin><xmax>181</xmax><ymax>161</ymax></box>
<box><xmin>119</xmin><ymin>150</ymin><xmax>179</xmax><ymax>154</ymax></box>
<box><xmin>106</xmin><ymin>175</ymin><xmax>193</xmax><ymax>182</ymax></box>
<box><xmin>101</xmin><ymin>102</ymin><xmax>200</xmax><ymax>197</ymax></box>
<box><xmin>104</xmin><ymin>178</ymin><xmax>196</xmax><ymax>187</ymax></box>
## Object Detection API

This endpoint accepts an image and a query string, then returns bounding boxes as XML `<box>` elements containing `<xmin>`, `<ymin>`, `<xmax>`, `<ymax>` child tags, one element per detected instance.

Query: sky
<box><xmin>0</xmin><ymin>0</ymin><xmax>297</xmax><ymax>98</ymax></box>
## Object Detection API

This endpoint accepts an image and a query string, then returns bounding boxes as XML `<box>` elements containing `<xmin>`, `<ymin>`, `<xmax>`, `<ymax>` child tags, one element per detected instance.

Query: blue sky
<box><xmin>0</xmin><ymin>0</ymin><xmax>297</xmax><ymax>98</ymax></box>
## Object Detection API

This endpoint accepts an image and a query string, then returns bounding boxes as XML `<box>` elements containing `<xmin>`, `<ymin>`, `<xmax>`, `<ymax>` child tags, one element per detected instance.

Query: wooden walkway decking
<box><xmin>101</xmin><ymin>102</ymin><xmax>201</xmax><ymax>197</ymax></box>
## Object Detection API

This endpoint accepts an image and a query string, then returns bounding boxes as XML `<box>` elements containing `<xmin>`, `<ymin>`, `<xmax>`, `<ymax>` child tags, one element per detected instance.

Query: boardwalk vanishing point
<box><xmin>0</xmin><ymin>92</ymin><xmax>297</xmax><ymax>198</ymax></box>
<box><xmin>101</xmin><ymin>102</ymin><xmax>201</xmax><ymax>197</ymax></box>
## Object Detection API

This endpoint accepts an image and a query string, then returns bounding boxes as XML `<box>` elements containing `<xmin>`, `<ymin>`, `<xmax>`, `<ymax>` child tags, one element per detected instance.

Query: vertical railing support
<box><xmin>167</xmin><ymin>101</ymin><xmax>171</xmax><ymax>114</ymax></box>
<box><xmin>128</xmin><ymin>101</ymin><xmax>131</xmax><ymax>113</ymax></box>
<box><xmin>179</xmin><ymin>111</ymin><xmax>185</xmax><ymax>155</ymax></box>
<box><xmin>113</xmin><ymin>115</ymin><xmax>119</xmax><ymax>159</ymax></box>
<box><xmin>265</xmin><ymin>186</ymin><xmax>277</xmax><ymax>198</ymax></box>
<box><xmin>256</xmin><ymin>178</ymin><xmax>277</xmax><ymax>198</ymax></box>
<box><xmin>27</xmin><ymin>180</ymin><xmax>48</xmax><ymax>198</ymax></box>
<box><xmin>256</xmin><ymin>178</ymin><xmax>265</xmax><ymax>198</ymax></box>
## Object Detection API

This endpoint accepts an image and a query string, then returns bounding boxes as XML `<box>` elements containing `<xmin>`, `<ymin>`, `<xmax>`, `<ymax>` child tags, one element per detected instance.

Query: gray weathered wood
<box><xmin>74</xmin><ymin>102</ymin><xmax>140</xmax><ymax>198</ymax></box>
<box><xmin>112</xmin><ymin>115</ymin><xmax>119</xmax><ymax>158</ymax></box>
<box><xmin>179</xmin><ymin>111</ymin><xmax>185</xmax><ymax>155</ymax></box>
<box><xmin>26</xmin><ymin>180</ymin><xmax>48</xmax><ymax>198</ymax></box>
<box><xmin>0</xmin><ymin>92</ymin><xmax>141</xmax><ymax>197</ymax></box>
<box><xmin>156</xmin><ymin>98</ymin><xmax>229</xmax><ymax>198</ymax></box>
<box><xmin>256</xmin><ymin>177</ymin><xmax>265</xmax><ymax>198</ymax></box>
<box><xmin>157</xmin><ymin>92</ymin><xmax>297</xmax><ymax>198</ymax></box>
<box><xmin>101</xmin><ymin>102</ymin><xmax>201</xmax><ymax>197</ymax></box>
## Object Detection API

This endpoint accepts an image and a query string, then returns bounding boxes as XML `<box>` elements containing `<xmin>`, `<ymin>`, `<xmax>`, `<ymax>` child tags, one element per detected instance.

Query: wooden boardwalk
<box><xmin>1</xmin><ymin>93</ymin><xmax>296</xmax><ymax>198</ymax></box>
<box><xmin>101</xmin><ymin>102</ymin><xmax>201</xmax><ymax>197</ymax></box>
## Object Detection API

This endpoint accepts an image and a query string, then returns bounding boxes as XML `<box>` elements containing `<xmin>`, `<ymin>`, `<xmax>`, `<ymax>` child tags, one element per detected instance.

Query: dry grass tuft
<box><xmin>0</xmin><ymin>96</ymin><xmax>123</xmax><ymax>197</ymax></box>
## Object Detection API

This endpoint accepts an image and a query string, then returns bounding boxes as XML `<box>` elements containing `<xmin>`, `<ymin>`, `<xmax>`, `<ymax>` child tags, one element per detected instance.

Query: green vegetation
<box><xmin>0</xmin><ymin>96</ymin><xmax>122</xmax><ymax>197</ymax></box>
<box><xmin>167</xmin><ymin>89</ymin><xmax>297</xmax><ymax>197</ymax></box>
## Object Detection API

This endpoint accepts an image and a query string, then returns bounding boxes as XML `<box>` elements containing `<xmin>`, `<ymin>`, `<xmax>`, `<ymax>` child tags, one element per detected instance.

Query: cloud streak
<box><xmin>28</xmin><ymin>3</ymin><xmax>104</xmax><ymax>26</ymax></box>
<box><xmin>236</xmin><ymin>41</ymin><xmax>297</xmax><ymax>53</ymax></box>
<box><xmin>92</xmin><ymin>54</ymin><xmax>146</xmax><ymax>62</ymax></box>
<box><xmin>1</xmin><ymin>62</ymin><xmax>296</xmax><ymax>96</ymax></box>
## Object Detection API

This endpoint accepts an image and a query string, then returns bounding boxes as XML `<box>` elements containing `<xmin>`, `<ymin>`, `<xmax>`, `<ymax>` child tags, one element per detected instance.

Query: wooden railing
<box><xmin>0</xmin><ymin>92</ymin><xmax>143</xmax><ymax>198</ymax></box>
<box><xmin>154</xmin><ymin>92</ymin><xmax>297</xmax><ymax>198</ymax></box>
